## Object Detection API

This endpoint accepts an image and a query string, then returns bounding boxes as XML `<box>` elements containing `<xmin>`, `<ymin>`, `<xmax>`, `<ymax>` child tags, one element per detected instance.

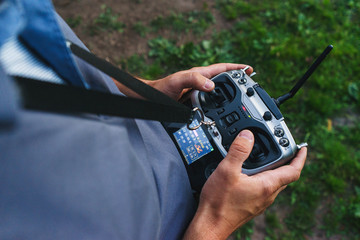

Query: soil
<box><xmin>53</xmin><ymin>0</ymin><xmax>230</xmax><ymax>66</ymax></box>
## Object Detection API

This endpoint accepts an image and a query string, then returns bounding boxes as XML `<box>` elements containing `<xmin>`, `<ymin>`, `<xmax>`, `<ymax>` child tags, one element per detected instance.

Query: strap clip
<box><xmin>187</xmin><ymin>107</ymin><xmax>216</xmax><ymax>130</ymax></box>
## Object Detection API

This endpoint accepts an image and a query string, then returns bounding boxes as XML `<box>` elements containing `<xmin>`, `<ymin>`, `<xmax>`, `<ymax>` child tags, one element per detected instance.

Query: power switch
<box><xmin>246</xmin><ymin>87</ymin><xmax>255</xmax><ymax>97</ymax></box>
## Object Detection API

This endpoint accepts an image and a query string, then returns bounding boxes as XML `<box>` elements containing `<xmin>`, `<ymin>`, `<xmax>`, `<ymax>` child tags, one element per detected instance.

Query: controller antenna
<box><xmin>275</xmin><ymin>45</ymin><xmax>333</xmax><ymax>106</ymax></box>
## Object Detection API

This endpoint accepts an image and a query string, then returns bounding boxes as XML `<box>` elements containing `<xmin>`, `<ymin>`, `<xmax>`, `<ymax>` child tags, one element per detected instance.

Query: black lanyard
<box><xmin>14</xmin><ymin>41</ymin><xmax>194</xmax><ymax>124</ymax></box>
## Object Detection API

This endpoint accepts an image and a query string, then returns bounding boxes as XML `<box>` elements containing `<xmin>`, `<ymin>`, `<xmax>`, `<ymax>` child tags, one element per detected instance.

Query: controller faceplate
<box><xmin>164</xmin><ymin>69</ymin><xmax>299</xmax><ymax>192</ymax></box>
<box><xmin>192</xmin><ymin>70</ymin><xmax>298</xmax><ymax>175</ymax></box>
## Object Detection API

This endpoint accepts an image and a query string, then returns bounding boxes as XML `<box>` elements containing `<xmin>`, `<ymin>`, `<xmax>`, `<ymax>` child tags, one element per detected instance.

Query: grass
<box><xmin>150</xmin><ymin>10</ymin><xmax>215</xmax><ymax>34</ymax></box>
<box><xmin>66</xmin><ymin>16</ymin><xmax>82</xmax><ymax>28</ymax></box>
<box><xmin>128</xmin><ymin>1</ymin><xmax>360</xmax><ymax>238</ymax></box>
<box><xmin>68</xmin><ymin>1</ymin><xmax>360</xmax><ymax>239</ymax></box>
<box><xmin>88</xmin><ymin>4</ymin><xmax>125</xmax><ymax>35</ymax></box>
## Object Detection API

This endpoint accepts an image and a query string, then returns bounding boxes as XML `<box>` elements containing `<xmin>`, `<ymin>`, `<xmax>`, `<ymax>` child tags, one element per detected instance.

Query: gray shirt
<box><xmin>0</xmin><ymin>7</ymin><xmax>196</xmax><ymax>240</ymax></box>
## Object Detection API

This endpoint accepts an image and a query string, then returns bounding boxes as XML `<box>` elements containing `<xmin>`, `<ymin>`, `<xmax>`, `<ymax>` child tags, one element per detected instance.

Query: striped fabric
<box><xmin>0</xmin><ymin>37</ymin><xmax>65</xmax><ymax>84</ymax></box>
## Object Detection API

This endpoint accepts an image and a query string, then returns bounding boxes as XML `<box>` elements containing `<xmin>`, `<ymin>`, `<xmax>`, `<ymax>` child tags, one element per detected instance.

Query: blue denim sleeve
<box><xmin>0</xmin><ymin>0</ymin><xmax>22</xmax><ymax>130</ymax></box>
<box><xmin>55</xmin><ymin>13</ymin><xmax>121</xmax><ymax>94</ymax></box>
<box><xmin>0</xmin><ymin>64</ymin><xmax>17</xmax><ymax>130</ymax></box>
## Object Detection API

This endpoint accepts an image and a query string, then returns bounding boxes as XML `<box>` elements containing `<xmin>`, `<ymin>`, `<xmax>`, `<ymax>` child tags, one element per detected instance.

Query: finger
<box><xmin>267</xmin><ymin>185</ymin><xmax>287</xmax><ymax>206</ymax></box>
<box><xmin>288</xmin><ymin>147</ymin><xmax>308</xmax><ymax>171</ymax></box>
<box><xmin>276</xmin><ymin>147</ymin><xmax>308</xmax><ymax>185</ymax></box>
<box><xmin>190</xmin><ymin>63</ymin><xmax>254</xmax><ymax>78</ymax></box>
<box><xmin>224</xmin><ymin>130</ymin><xmax>254</xmax><ymax>170</ymax></box>
<box><xmin>168</xmin><ymin>71</ymin><xmax>215</xmax><ymax>92</ymax></box>
<box><xmin>274</xmin><ymin>185</ymin><xmax>287</xmax><ymax>196</ymax></box>
<box><xmin>257</xmin><ymin>147</ymin><xmax>308</xmax><ymax>188</ymax></box>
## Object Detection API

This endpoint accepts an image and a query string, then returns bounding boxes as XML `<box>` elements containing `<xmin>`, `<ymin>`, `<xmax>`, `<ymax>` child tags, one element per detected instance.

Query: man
<box><xmin>0</xmin><ymin>0</ymin><xmax>307</xmax><ymax>239</ymax></box>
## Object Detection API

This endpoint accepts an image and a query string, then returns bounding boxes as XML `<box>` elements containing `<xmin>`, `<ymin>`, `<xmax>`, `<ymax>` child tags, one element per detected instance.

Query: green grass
<box><xmin>233</xmin><ymin>220</ymin><xmax>254</xmax><ymax>240</ymax></box>
<box><xmin>88</xmin><ymin>4</ymin><xmax>125</xmax><ymax>35</ymax></box>
<box><xmin>122</xmin><ymin>0</ymin><xmax>360</xmax><ymax>238</ymax></box>
<box><xmin>150</xmin><ymin>10</ymin><xmax>215</xmax><ymax>34</ymax></box>
<box><xmin>132</xmin><ymin>21</ymin><xmax>149</xmax><ymax>37</ymax></box>
<box><xmin>71</xmin><ymin>0</ymin><xmax>360</xmax><ymax>238</ymax></box>
<box><xmin>66</xmin><ymin>16</ymin><xmax>82</xmax><ymax>28</ymax></box>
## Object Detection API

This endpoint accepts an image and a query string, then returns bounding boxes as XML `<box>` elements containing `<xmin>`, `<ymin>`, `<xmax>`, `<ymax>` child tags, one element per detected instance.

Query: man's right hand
<box><xmin>183</xmin><ymin>130</ymin><xmax>307</xmax><ymax>240</ymax></box>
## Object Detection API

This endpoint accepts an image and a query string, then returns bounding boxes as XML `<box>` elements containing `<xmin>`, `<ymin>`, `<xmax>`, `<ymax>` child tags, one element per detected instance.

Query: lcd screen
<box><xmin>173</xmin><ymin>120</ymin><xmax>214</xmax><ymax>164</ymax></box>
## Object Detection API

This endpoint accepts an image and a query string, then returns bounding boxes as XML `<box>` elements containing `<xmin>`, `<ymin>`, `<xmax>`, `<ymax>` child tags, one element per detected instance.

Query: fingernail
<box><xmin>204</xmin><ymin>79</ymin><xmax>214</xmax><ymax>90</ymax></box>
<box><xmin>239</xmin><ymin>130</ymin><xmax>254</xmax><ymax>142</ymax></box>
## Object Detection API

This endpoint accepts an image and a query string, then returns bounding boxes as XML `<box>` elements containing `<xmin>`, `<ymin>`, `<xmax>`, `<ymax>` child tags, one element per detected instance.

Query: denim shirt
<box><xmin>0</xmin><ymin>0</ymin><xmax>85</xmax><ymax>87</ymax></box>
<box><xmin>0</xmin><ymin>1</ymin><xmax>196</xmax><ymax>239</ymax></box>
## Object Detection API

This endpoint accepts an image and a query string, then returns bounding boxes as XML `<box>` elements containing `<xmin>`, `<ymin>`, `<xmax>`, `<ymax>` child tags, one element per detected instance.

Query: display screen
<box><xmin>173</xmin><ymin>120</ymin><xmax>214</xmax><ymax>164</ymax></box>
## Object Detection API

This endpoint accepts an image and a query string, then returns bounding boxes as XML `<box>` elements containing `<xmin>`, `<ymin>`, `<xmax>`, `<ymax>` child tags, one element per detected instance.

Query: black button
<box><xmin>224</xmin><ymin>112</ymin><xmax>240</xmax><ymax>126</ymax></box>
<box><xmin>246</xmin><ymin>87</ymin><xmax>255</xmax><ymax>97</ymax></box>
<box><xmin>229</xmin><ymin>128</ymin><xmax>237</xmax><ymax>135</ymax></box>
<box><xmin>254</xmin><ymin>86</ymin><xmax>283</xmax><ymax>120</ymax></box>
<box><xmin>263</xmin><ymin>111</ymin><xmax>272</xmax><ymax>121</ymax></box>
<box><xmin>225</xmin><ymin>115</ymin><xmax>234</xmax><ymax>124</ymax></box>
<box><xmin>217</xmin><ymin>108</ymin><xmax>225</xmax><ymax>115</ymax></box>
<box><xmin>274</xmin><ymin>128</ymin><xmax>285</xmax><ymax>137</ymax></box>
<box><xmin>279</xmin><ymin>138</ymin><xmax>290</xmax><ymax>147</ymax></box>
<box><xmin>232</xmin><ymin>112</ymin><xmax>240</xmax><ymax>121</ymax></box>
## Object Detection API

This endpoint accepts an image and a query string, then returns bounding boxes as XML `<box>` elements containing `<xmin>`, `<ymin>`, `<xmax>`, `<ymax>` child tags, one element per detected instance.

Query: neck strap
<box><xmin>14</xmin><ymin>41</ymin><xmax>194</xmax><ymax>124</ymax></box>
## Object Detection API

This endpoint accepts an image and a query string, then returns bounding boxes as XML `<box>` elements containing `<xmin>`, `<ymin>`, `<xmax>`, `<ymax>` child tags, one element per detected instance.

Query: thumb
<box><xmin>224</xmin><ymin>130</ymin><xmax>254</xmax><ymax>169</ymax></box>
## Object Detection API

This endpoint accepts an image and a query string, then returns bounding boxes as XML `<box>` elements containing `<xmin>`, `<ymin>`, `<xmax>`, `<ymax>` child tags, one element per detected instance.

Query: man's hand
<box><xmin>112</xmin><ymin>63</ymin><xmax>306</xmax><ymax>239</ymax></box>
<box><xmin>148</xmin><ymin>63</ymin><xmax>253</xmax><ymax>100</ymax></box>
<box><xmin>113</xmin><ymin>63</ymin><xmax>253</xmax><ymax>100</ymax></box>
<box><xmin>183</xmin><ymin>130</ymin><xmax>307</xmax><ymax>240</ymax></box>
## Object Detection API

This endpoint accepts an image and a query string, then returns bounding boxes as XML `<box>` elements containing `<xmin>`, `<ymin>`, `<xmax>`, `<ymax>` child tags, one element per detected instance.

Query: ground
<box><xmin>53</xmin><ymin>1</ymin><xmax>360</xmax><ymax>239</ymax></box>
<box><xmin>54</xmin><ymin>0</ymin><xmax>227</xmax><ymax>66</ymax></box>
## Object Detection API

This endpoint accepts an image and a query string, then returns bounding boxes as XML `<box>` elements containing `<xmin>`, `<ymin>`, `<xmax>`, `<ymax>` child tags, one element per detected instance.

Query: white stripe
<box><xmin>0</xmin><ymin>37</ymin><xmax>65</xmax><ymax>84</ymax></box>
